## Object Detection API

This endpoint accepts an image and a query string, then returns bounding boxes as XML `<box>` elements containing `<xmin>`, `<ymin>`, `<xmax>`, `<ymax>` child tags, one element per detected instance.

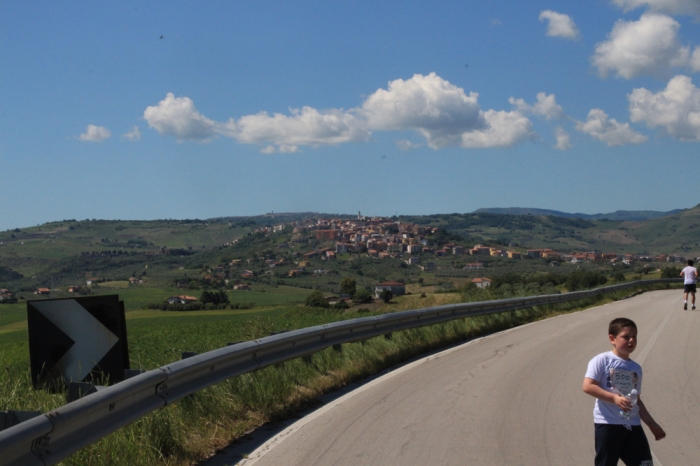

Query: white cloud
<box><xmin>612</xmin><ymin>0</ymin><xmax>700</xmax><ymax>17</ymax></box>
<box><xmin>144</xmin><ymin>93</ymin><xmax>218</xmax><ymax>141</ymax></box>
<box><xmin>592</xmin><ymin>13</ymin><xmax>691</xmax><ymax>79</ymax></box>
<box><xmin>554</xmin><ymin>127</ymin><xmax>573</xmax><ymax>150</ymax></box>
<box><xmin>539</xmin><ymin>10</ymin><xmax>580</xmax><ymax>40</ymax></box>
<box><xmin>361</xmin><ymin>73</ymin><xmax>487</xmax><ymax>148</ymax></box>
<box><xmin>460</xmin><ymin>110</ymin><xmax>535</xmax><ymax>148</ymax></box>
<box><xmin>395</xmin><ymin>139</ymin><xmax>422</xmax><ymax>150</ymax></box>
<box><xmin>222</xmin><ymin>106</ymin><xmax>369</xmax><ymax>147</ymax></box>
<box><xmin>79</xmin><ymin>125</ymin><xmax>111</xmax><ymax>142</ymax></box>
<box><xmin>629</xmin><ymin>75</ymin><xmax>700</xmax><ymax>140</ymax></box>
<box><xmin>145</xmin><ymin>73</ymin><xmax>536</xmax><ymax>150</ymax></box>
<box><xmin>576</xmin><ymin>109</ymin><xmax>647</xmax><ymax>146</ymax></box>
<box><xmin>691</xmin><ymin>46</ymin><xmax>700</xmax><ymax>73</ymax></box>
<box><xmin>123</xmin><ymin>126</ymin><xmax>141</xmax><ymax>141</ymax></box>
<box><xmin>509</xmin><ymin>92</ymin><xmax>565</xmax><ymax>119</ymax></box>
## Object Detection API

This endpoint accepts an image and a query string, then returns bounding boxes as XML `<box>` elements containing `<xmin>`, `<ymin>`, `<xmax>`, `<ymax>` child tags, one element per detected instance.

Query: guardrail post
<box><xmin>332</xmin><ymin>344</ymin><xmax>342</xmax><ymax>352</ymax></box>
<box><xmin>384</xmin><ymin>333</ymin><xmax>393</xmax><ymax>340</ymax></box>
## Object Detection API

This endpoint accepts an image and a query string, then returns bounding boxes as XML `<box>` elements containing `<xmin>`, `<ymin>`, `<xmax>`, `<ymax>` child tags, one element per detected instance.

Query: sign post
<box><xmin>27</xmin><ymin>295</ymin><xmax>129</xmax><ymax>389</ymax></box>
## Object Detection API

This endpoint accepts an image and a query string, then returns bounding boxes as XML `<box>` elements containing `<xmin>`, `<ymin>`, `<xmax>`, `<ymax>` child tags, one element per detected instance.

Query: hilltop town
<box><xmin>0</xmin><ymin>209</ymin><xmax>695</xmax><ymax>305</ymax></box>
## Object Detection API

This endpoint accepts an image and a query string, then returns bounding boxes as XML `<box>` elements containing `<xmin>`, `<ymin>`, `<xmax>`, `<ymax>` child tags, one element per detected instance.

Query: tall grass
<box><xmin>0</xmin><ymin>283</ymin><xmax>675</xmax><ymax>465</ymax></box>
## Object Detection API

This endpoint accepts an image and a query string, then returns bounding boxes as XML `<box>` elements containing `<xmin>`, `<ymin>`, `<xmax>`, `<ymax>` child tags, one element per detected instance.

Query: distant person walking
<box><xmin>680</xmin><ymin>259</ymin><xmax>697</xmax><ymax>310</ymax></box>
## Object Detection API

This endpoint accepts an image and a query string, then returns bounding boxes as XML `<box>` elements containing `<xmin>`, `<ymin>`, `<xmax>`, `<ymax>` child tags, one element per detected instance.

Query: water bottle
<box><xmin>620</xmin><ymin>388</ymin><xmax>638</xmax><ymax>419</ymax></box>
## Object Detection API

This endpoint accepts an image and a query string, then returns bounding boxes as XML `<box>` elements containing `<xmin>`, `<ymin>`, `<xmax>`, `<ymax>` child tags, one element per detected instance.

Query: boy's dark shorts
<box><xmin>684</xmin><ymin>284</ymin><xmax>697</xmax><ymax>293</ymax></box>
<box><xmin>595</xmin><ymin>424</ymin><xmax>653</xmax><ymax>466</ymax></box>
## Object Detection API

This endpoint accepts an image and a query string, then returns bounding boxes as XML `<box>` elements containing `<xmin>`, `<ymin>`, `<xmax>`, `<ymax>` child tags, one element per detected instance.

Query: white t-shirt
<box><xmin>682</xmin><ymin>266</ymin><xmax>697</xmax><ymax>285</ymax></box>
<box><xmin>585</xmin><ymin>351</ymin><xmax>643</xmax><ymax>425</ymax></box>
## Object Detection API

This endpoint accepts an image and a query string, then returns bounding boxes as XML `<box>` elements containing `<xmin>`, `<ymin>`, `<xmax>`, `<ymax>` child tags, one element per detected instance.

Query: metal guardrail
<box><xmin>0</xmin><ymin>278</ymin><xmax>682</xmax><ymax>465</ymax></box>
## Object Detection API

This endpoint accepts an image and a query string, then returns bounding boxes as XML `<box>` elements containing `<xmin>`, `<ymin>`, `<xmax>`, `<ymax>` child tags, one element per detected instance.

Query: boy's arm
<box><xmin>582</xmin><ymin>377</ymin><xmax>632</xmax><ymax>411</ymax></box>
<box><xmin>637</xmin><ymin>397</ymin><xmax>666</xmax><ymax>441</ymax></box>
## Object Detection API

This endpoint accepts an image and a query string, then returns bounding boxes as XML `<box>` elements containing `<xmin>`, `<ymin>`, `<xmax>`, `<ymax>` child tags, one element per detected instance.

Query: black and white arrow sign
<box><xmin>30</xmin><ymin>300</ymin><xmax>119</xmax><ymax>382</ymax></box>
<box><xmin>27</xmin><ymin>295</ymin><xmax>130</xmax><ymax>388</ymax></box>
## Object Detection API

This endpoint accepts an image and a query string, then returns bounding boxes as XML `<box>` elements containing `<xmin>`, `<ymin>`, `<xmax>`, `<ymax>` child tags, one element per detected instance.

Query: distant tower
<box><xmin>358</xmin><ymin>211</ymin><xmax>361</xmax><ymax>220</ymax></box>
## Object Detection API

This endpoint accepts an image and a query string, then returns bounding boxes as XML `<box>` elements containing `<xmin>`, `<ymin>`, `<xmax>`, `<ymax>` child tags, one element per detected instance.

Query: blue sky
<box><xmin>2</xmin><ymin>0</ymin><xmax>700</xmax><ymax>230</ymax></box>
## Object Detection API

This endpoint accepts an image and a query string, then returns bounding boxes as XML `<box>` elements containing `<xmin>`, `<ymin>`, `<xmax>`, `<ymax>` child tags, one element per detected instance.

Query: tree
<box><xmin>305</xmin><ymin>290</ymin><xmax>329</xmax><ymax>308</ymax></box>
<box><xmin>380</xmin><ymin>289</ymin><xmax>393</xmax><ymax>303</ymax></box>
<box><xmin>201</xmin><ymin>290</ymin><xmax>230</xmax><ymax>305</ymax></box>
<box><xmin>340</xmin><ymin>278</ymin><xmax>357</xmax><ymax>297</ymax></box>
<box><xmin>661</xmin><ymin>266</ymin><xmax>680</xmax><ymax>278</ymax></box>
<box><xmin>353</xmin><ymin>287</ymin><xmax>372</xmax><ymax>304</ymax></box>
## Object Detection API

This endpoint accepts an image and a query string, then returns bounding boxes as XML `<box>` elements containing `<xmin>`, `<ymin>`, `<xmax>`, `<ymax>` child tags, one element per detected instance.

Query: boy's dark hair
<box><xmin>609</xmin><ymin>317</ymin><xmax>637</xmax><ymax>336</ymax></box>
<box><xmin>688</xmin><ymin>259</ymin><xmax>694</xmax><ymax>266</ymax></box>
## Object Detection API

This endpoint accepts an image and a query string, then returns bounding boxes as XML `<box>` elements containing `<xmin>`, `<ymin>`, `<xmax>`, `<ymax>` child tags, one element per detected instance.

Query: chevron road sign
<box><xmin>27</xmin><ymin>295</ymin><xmax>129</xmax><ymax>388</ymax></box>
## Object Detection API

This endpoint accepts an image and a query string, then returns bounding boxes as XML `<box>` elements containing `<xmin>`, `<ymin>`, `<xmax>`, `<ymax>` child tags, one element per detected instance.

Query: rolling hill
<box><xmin>473</xmin><ymin>207</ymin><xmax>683</xmax><ymax>221</ymax></box>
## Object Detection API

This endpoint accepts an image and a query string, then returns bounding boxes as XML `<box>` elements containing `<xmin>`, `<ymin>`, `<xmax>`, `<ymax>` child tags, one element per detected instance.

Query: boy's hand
<box><xmin>613</xmin><ymin>394</ymin><xmax>633</xmax><ymax>412</ymax></box>
<box><xmin>648</xmin><ymin>422</ymin><xmax>666</xmax><ymax>441</ymax></box>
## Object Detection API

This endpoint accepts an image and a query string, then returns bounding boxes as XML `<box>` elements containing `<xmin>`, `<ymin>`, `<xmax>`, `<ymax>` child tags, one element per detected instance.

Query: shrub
<box><xmin>305</xmin><ymin>290</ymin><xmax>329</xmax><ymax>308</ymax></box>
<box><xmin>566</xmin><ymin>270</ymin><xmax>608</xmax><ymax>291</ymax></box>
<box><xmin>380</xmin><ymin>289</ymin><xmax>393</xmax><ymax>303</ymax></box>
<box><xmin>353</xmin><ymin>288</ymin><xmax>372</xmax><ymax>304</ymax></box>
<box><xmin>661</xmin><ymin>266</ymin><xmax>680</xmax><ymax>279</ymax></box>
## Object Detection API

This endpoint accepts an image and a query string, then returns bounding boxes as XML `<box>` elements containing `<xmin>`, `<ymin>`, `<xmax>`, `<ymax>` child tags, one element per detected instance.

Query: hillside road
<box><xmin>228</xmin><ymin>290</ymin><xmax>700</xmax><ymax>465</ymax></box>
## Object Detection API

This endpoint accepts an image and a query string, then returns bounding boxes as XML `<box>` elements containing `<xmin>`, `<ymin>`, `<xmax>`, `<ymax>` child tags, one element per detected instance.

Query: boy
<box><xmin>583</xmin><ymin>318</ymin><xmax>666</xmax><ymax>466</ymax></box>
<box><xmin>680</xmin><ymin>259</ymin><xmax>697</xmax><ymax>310</ymax></box>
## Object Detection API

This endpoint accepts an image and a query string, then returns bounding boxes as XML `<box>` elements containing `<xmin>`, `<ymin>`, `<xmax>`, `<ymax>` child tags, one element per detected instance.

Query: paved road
<box><xmin>228</xmin><ymin>290</ymin><xmax>699</xmax><ymax>465</ymax></box>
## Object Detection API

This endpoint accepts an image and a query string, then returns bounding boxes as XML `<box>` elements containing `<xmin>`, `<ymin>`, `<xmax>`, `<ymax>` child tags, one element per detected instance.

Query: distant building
<box><xmin>167</xmin><ymin>295</ymin><xmax>198</xmax><ymax>305</ymax></box>
<box><xmin>374</xmin><ymin>281</ymin><xmax>406</xmax><ymax>298</ymax></box>
<box><xmin>420</xmin><ymin>262</ymin><xmax>436</xmax><ymax>271</ymax></box>
<box><xmin>471</xmin><ymin>277</ymin><xmax>491</xmax><ymax>288</ymax></box>
<box><xmin>407</xmin><ymin>244</ymin><xmax>422</xmax><ymax>254</ymax></box>
<box><xmin>471</xmin><ymin>246</ymin><xmax>491</xmax><ymax>255</ymax></box>
<box><xmin>316</xmin><ymin>230</ymin><xmax>339</xmax><ymax>241</ymax></box>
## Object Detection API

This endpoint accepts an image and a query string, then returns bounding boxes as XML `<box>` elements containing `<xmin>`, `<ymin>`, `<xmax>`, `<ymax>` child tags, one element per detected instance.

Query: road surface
<box><xmin>211</xmin><ymin>290</ymin><xmax>700</xmax><ymax>465</ymax></box>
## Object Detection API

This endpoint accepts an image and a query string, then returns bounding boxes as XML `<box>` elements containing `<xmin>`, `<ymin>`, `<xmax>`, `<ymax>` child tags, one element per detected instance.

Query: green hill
<box><xmin>1</xmin><ymin>208</ymin><xmax>698</xmax><ymax>294</ymax></box>
<box><xmin>399</xmin><ymin>204</ymin><xmax>700</xmax><ymax>255</ymax></box>
<box><xmin>474</xmin><ymin>207</ymin><xmax>682</xmax><ymax>221</ymax></box>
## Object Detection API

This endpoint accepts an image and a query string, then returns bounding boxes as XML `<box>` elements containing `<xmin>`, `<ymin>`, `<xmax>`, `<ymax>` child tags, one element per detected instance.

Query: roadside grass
<box><xmin>0</xmin><ymin>302</ymin><xmax>26</xmax><ymax>327</ymax></box>
<box><xmin>0</xmin><ymin>283</ymin><xmax>679</xmax><ymax>465</ymax></box>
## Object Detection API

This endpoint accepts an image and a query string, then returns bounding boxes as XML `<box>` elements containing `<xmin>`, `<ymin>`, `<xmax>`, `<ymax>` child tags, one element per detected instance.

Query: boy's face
<box><xmin>609</xmin><ymin>326</ymin><xmax>637</xmax><ymax>359</ymax></box>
